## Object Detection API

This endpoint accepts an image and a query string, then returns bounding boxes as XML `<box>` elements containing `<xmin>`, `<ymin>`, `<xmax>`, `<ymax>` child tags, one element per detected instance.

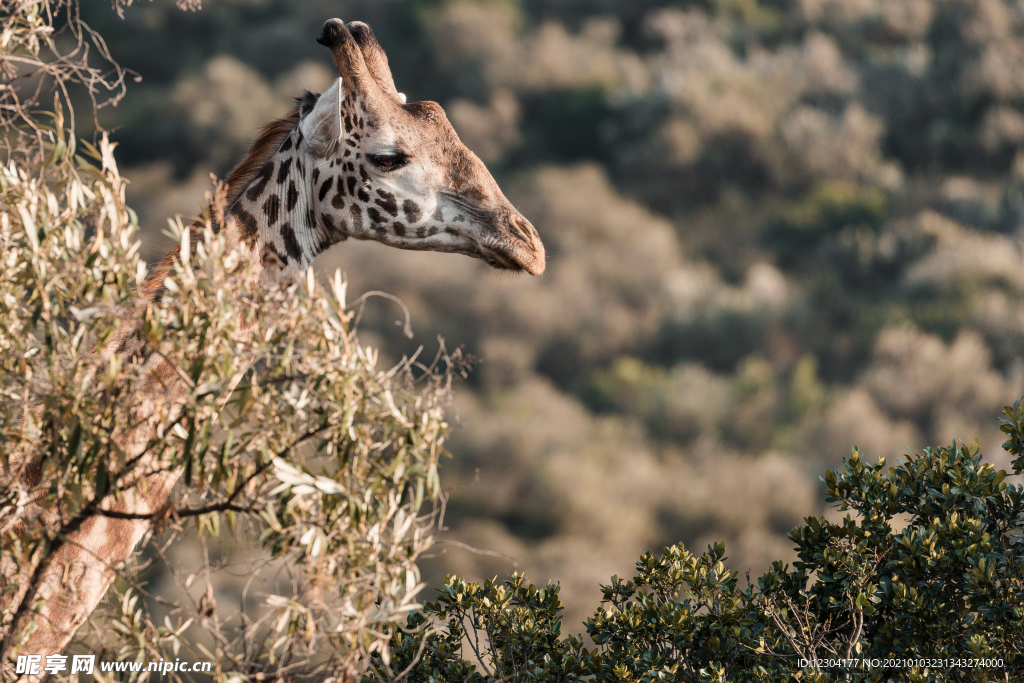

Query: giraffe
<box><xmin>0</xmin><ymin>18</ymin><xmax>544</xmax><ymax>680</ymax></box>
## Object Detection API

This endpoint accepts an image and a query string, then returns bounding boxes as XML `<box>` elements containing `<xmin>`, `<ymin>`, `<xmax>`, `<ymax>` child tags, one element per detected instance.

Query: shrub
<box><xmin>381</xmin><ymin>409</ymin><xmax>1024</xmax><ymax>682</ymax></box>
<box><xmin>0</xmin><ymin>3</ymin><xmax>455</xmax><ymax>679</ymax></box>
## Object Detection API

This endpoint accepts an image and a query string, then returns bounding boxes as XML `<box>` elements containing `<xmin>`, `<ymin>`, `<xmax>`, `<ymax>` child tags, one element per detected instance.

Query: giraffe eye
<box><xmin>368</xmin><ymin>153</ymin><xmax>407</xmax><ymax>171</ymax></box>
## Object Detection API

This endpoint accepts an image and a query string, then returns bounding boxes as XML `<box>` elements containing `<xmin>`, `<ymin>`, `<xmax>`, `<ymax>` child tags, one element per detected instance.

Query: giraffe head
<box><xmin>299</xmin><ymin>18</ymin><xmax>545</xmax><ymax>275</ymax></box>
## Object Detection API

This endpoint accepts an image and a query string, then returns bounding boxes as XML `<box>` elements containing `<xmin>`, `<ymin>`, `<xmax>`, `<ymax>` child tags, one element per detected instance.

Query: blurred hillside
<box><xmin>88</xmin><ymin>0</ymin><xmax>1024</xmax><ymax>627</ymax></box>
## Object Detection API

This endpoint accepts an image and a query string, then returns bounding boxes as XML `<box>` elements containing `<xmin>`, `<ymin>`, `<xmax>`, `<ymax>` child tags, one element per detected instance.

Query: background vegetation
<box><xmin>79</xmin><ymin>0</ymin><xmax>1024</xmax><ymax>631</ymax></box>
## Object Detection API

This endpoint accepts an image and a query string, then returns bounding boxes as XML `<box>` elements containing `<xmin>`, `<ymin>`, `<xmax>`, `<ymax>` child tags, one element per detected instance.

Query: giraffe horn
<box><xmin>316</xmin><ymin>19</ymin><xmax>378</xmax><ymax>96</ymax></box>
<box><xmin>346</xmin><ymin>21</ymin><xmax>400</xmax><ymax>99</ymax></box>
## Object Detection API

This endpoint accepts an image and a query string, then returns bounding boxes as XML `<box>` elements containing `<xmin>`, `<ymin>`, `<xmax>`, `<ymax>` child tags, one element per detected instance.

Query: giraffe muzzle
<box><xmin>505</xmin><ymin>213</ymin><xmax>545</xmax><ymax>275</ymax></box>
<box><xmin>480</xmin><ymin>219</ymin><xmax>545</xmax><ymax>275</ymax></box>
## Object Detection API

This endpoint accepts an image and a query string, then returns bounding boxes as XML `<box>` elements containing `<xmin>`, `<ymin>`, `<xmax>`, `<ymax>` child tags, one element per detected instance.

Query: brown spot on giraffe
<box><xmin>235</xmin><ymin>206</ymin><xmax>259</xmax><ymax>245</ymax></box>
<box><xmin>403</xmin><ymin>199</ymin><xmax>421</xmax><ymax>223</ymax></box>
<box><xmin>263</xmin><ymin>194</ymin><xmax>280</xmax><ymax>225</ymax></box>
<box><xmin>318</xmin><ymin>176</ymin><xmax>334</xmax><ymax>201</ymax></box>
<box><xmin>286</xmin><ymin>181</ymin><xmax>299</xmax><ymax>211</ymax></box>
<box><xmin>281</xmin><ymin>222</ymin><xmax>302</xmax><ymax>260</ymax></box>
<box><xmin>245</xmin><ymin>163</ymin><xmax>273</xmax><ymax>202</ymax></box>
<box><xmin>375</xmin><ymin>189</ymin><xmax>398</xmax><ymax>216</ymax></box>
<box><xmin>276</xmin><ymin>157</ymin><xmax>292</xmax><ymax>184</ymax></box>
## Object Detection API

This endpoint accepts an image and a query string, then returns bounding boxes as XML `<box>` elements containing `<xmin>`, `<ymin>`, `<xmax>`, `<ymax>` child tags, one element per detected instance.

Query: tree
<box><xmin>383</xmin><ymin>416</ymin><xmax>1024</xmax><ymax>682</ymax></box>
<box><xmin>1</xmin><ymin>2</ymin><xmax>456</xmax><ymax>680</ymax></box>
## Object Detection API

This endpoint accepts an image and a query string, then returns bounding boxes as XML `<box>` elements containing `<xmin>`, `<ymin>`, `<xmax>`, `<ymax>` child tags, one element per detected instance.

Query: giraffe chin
<box><xmin>478</xmin><ymin>245</ymin><xmax>545</xmax><ymax>276</ymax></box>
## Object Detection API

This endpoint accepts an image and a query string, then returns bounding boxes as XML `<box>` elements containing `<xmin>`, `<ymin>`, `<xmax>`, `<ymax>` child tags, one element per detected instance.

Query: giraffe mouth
<box><xmin>443</xmin><ymin>236</ymin><xmax>537</xmax><ymax>274</ymax></box>
<box><xmin>479</xmin><ymin>245</ymin><xmax>525</xmax><ymax>272</ymax></box>
<box><xmin>476</xmin><ymin>239</ymin><xmax>545</xmax><ymax>275</ymax></box>
<box><xmin>439</xmin><ymin>193</ymin><xmax>546</xmax><ymax>275</ymax></box>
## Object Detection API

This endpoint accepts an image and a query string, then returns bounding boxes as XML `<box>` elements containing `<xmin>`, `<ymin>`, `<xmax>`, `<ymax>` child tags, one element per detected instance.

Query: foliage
<box><xmin>69</xmin><ymin>0</ymin><xmax>1024</xmax><ymax>622</ymax></box>
<box><xmin>382</xmin><ymin>425</ymin><xmax>1024</xmax><ymax>682</ymax></box>
<box><xmin>765</xmin><ymin>181</ymin><xmax>890</xmax><ymax>270</ymax></box>
<box><xmin>0</xmin><ymin>0</ymin><xmax>131</xmax><ymax>141</ymax></box>
<box><xmin>5</xmin><ymin>2</ymin><xmax>1024</xmax><ymax>681</ymax></box>
<box><xmin>0</xmin><ymin>2</ymin><xmax>454</xmax><ymax>679</ymax></box>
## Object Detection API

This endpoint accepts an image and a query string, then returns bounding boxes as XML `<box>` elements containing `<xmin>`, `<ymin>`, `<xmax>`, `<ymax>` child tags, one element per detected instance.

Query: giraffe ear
<box><xmin>296</xmin><ymin>91</ymin><xmax>320</xmax><ymax>118</ymax></box>
<box><xmin>346</xmin><ymin>21</ymin><xmax>401</xmax><ymax>99</ymax></box>
<box><xmin>299</xmin><ymin>79</ymin><xmax>341</xmax><ymax>158</ymax></box>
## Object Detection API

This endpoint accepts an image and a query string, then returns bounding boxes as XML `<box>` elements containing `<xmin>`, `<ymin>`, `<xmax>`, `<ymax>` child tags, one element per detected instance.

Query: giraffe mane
<box><xmin>140</xmin><ymin>106</ymin><xmax>302</xmax><ymax>301</ymax></box>
<box><xmin>225</xmin><ymin>105</ymin><xmax>302</xmax><ymax>208</ymax></box>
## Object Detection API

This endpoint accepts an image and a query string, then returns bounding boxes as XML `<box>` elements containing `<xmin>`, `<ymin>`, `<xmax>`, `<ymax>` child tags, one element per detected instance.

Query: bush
<box><xmin>380</xmin><ymin>408</ymin><xmax>1024</xmax><ymax>682</ymax></box>
<box><xmin>0</xmin><ymin>121</ymin><xmax>455</xmax><ymax>681</ymax></box>
<box><xmin>0</xmin><ymin>3</ymin><xmax>455</xmax><ymax>679</ymax></box>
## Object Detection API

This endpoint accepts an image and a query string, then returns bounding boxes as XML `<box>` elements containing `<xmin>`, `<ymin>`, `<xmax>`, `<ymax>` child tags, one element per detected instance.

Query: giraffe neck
<box><xmin>0</xmin><ymin>124</ymin><xmax>323</xmax><ymax>679</ymax></box>
<box><xmin>227</xmin><ymin>122</ymin><xmax>345</xmax><ymax>278</ymax></box>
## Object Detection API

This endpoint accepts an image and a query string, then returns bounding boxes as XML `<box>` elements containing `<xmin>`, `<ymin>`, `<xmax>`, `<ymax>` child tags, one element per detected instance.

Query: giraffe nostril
<box><xmin>502</xmin><ymin>213</ymin><xmax>545</xmax><ymax>275</ymax></box>
<box><xmin>509</xmin><ymin>215</ymin><xmax>536</xmax><ymax>244</ymax></box>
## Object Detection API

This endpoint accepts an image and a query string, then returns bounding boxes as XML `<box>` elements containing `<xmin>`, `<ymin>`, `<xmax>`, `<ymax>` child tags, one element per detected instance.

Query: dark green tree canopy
<box><xmin>380</xmin><ymin>405</ymin><xmax>1024</xmax><ymax>682</ymax></box>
